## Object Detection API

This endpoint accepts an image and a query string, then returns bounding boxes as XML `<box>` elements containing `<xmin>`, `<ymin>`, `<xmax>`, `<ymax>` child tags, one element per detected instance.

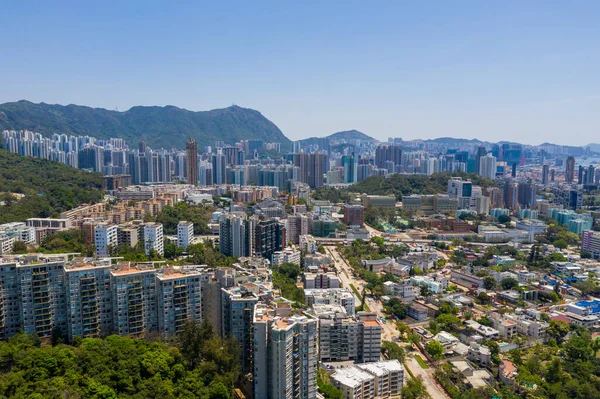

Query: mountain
<box><xmin>586</xmin><ymin>143</ymin><xmax>600</xmax><ymax>153</ymax></box>
<box><xmin>0</xmin><ymin>149</ymin><xmax>103</xmax><ymax>224</ymax></box>
<box><xmin>327</xmin><ymin>130</ymin><xmax>375</xmax><ymax>141</ymax></box>
<box><xmin>298</xmin><ymin>129</ymin><xmax>376</xmax><ymax>147</ymax></box>
<box><xmin>0</xmin><ymin>100</ymin><xmax>290</xmax><ymax>150</ymax></box>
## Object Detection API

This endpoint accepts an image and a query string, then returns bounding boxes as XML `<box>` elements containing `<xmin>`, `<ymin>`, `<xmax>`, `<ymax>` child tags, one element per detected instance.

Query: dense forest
<box><xmin>0</xmin><ymin>320</ymin><xmax>239</xmax><ymax>399</ymax></box>
<box><xmin>0</xmin><ymin>149</ymin><xmax>103</xmax><ymax>224</ymax></box>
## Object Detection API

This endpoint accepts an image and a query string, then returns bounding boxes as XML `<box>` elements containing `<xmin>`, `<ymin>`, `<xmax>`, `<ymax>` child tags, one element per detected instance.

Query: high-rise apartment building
<box><xmin>17</xmin><ymin>261</ymin><xmax>67</xmax><ymax>339</ymax></box>
<box><xmin>478</xmin><ymin>153</ymin><xmax>496</xmax><ymax>179</ymax></box>
<box><xmin>143</xmin><ymin>223</ymin><xmax>164</xmax><ymax>256</ymax></box>
<box><xmin>64</xmin><ymin>262</ymin><xmax>113</xmax><ymax>340</ymax></box>
<box><xmin>254</xmin><ymin>218</ymin><xmax>285</xmax><ymax>260</ymax></box>
<box><xmin>542</xmin><ymin>164</ymin><xmax>550</xmax><ymax>185</ymax></box>
<box><xmin>219</xmin><ymin>213</ymin><xmax>253</xmax><ymax>257</ymax></box>
<box><xmin>177</xmin><ymin>221</ymin><xmax>194</xmax><ymax>249</ymax></box>
<box><xmin>111</xmin><ymin>263</ymin><xmax>158</xmax><ymax>338</ymax></box>
<box><xmin>286</xmin><ymin>214</ymin><xmax>309</xmax><ymax>244</ymax></box>
<box><xmin>156</xmin><ymin>267</ymin><xmax>203</xmax><ymax>339</ymax></box>
<box><xmin>185</xmin><ymin>138</ymin><xmax>198</xmax><ymax>185</ymax></box>
<box><xmin>253</xmin><ymin>303</ymin><xmax>318</xmax><ymax>399</ymax></box>
<box><xmin>375</xmin><ymin>145</ymin><xmax>402</xmax><ymax>170</ymax></box>
<box><xmin>292</xmin><ymin>152</ymin><xmax>326</xmax><ymax>189</ymax></box>
<box><xmin>0</xmin><ymin>260</ymin><xmax>209</xmax><ymax>341</ymax></box>
<box><xmin>94</xmin><ymin>223</ymin><xmax>118</xmax><ymax>258</ymax></box>
<box><xmin>221</xmin><ymin>287</ymin><xmax>259</xmax><ymax>372</ymax></box>
<box><xmin>565</xmin><ymin>155</ymin><xmax>576</xmax><ymax>183</ymax></box>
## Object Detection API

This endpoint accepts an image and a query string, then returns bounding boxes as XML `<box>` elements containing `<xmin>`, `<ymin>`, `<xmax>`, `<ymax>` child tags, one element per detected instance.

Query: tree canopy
<box><xmin>0</xmin><ymin>320</ymin><xmax>239</xmax><ymax>399</ymax></box>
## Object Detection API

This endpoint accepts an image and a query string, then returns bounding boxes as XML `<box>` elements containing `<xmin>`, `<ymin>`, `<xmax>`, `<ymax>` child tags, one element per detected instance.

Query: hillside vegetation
<box><xmin>350</xmin><ymin>172</ymin><xmax>498</xmax><ymax>200</ymax></box>
<box><xmin>0</xmin><ymin>101</ymin><xmax>290</xmax><ymax>150</ymax></box>
<box><xmin>0</xmin><ymin>149</ymin><xmax>103</xmax><ymax>223</ymax></box>
<box><xmin>0</xmin><ymin>321</ymin><xmax>239</xmax><ymax>399</ymax></box>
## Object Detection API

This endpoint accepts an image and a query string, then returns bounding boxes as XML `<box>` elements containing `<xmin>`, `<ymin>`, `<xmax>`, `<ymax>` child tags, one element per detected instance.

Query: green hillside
<box><xmin>0</xmin><ymin>149</ymin><xmax>103</xmax><ymax>223</ymax></box>
<box><xmin>0</xmin><ymin>100</ymin><xmax>290</xmax><ymax>150</ymax></box>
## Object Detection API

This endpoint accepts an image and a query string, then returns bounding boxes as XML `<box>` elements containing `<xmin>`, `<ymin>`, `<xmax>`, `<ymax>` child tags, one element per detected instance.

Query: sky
<box><xmin>2</xmin><ymin>1</ymin><xmax>600</xmax><ymax>146</ymax></box>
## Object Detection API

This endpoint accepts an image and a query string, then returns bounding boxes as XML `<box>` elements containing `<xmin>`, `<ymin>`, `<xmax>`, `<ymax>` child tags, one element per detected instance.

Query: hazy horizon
<box><xmin>2</xmin><ymin>2</ymin><xmax>599</xmax><ymax>146</ymax></box>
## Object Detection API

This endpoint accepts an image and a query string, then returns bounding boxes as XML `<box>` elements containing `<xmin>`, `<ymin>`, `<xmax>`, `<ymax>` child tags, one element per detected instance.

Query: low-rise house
<box><xmin>467</xmin><ymin>343</ymin><xmax>491</xmax><ymax>367</ymax></box>
<box><xmin>499</xmin><ymin>359</ymin><xmax>517</xmax><ymax>385</ymax></box>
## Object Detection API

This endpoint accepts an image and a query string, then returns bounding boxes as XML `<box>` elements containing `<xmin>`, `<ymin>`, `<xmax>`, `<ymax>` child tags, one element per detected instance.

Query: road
<box><xmin>326</xmin><ymin>243</ymin><xmax>450</xmax><ymax>399</ymax></box>
<box><xmin>405</xmin><ymin>350</ymin><xmax>449</xmax><ymax>399</ymax></box>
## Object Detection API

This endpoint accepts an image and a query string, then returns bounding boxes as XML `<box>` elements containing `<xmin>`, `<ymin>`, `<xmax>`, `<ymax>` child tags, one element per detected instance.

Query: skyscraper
<box><xmin>212</xmin><ymin>152</ymin><xmax>226</xmax><ymax>185</ymax></box>
<box><xmin>186</xmin><ymin>138</ymin><xmax>198</xmax><ymax>185</ymax></box>
<box><xmin>565</xmin><ymin>156</ymin><xmax>575</xmax><ymax>183</ymax></box>
<box><xmin>342</xmin><ymin>154</ymin><xmax>358</xmax><ymax>184</ymax></box>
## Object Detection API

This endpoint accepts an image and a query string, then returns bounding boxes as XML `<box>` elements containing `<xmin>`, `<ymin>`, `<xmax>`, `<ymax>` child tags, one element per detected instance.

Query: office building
<box><xmin>94</xmin><ymin>223</ymin><xmax>118</xmax><ymax>258</ymax></box>
<box><xmin>143</xmin><ymin>223</ymin><xmax>164</xmax><ymax>256</ymax></box>
<box><xmin>447</xmin><ymin>177</ymin><xmax>473</xmax><ymax>209</ymax></box>
<box><xmin>185</xmin><ymin>138</ymin><xmax>198</xmax><ymax>185</ymax></box>
<box><xmin>253</xmin><ymin>304</ymin><xmax>318</xmax><ymax>399</ymax></box>
<box><xmin>177</xmin><ymin>221</ymin><xmax>194</xmax><ymax>249</ymax></box>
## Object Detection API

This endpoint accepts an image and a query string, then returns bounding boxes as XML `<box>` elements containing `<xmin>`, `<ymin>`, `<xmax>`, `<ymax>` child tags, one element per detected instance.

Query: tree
<box><xmin>11</xmin><ymin>240</ymin><xmax>27</xmax><ymax>253</ymax></box>
<box><xmin>498</xmin><ymin>214</ymin><xmax>512</xmax><ymax>224</ymax></box>
<box><xmin>402</xmin><ymin>376</ymin><xmax>432</xmax><ymax>399</ymax></box>
<box><xmin>384</xmin><ymin>298</ymin><xmax>408</xmax><ymax>319</ymax></box>
<box><xmin>426</xmin><ymin>340</ymin><xmax>444</xmax><ymax>360</ymax></box>
<box><xmin>382</xmin><ymin>341</ymin><xmax>406</xmax><ymax>363</ymax></box>
<box><xmin>419</xmin><ymin>285</ymin><xmax>433</xmax><ymax>298</ymax></box>
<box><xmin>553</xmin><ymin>239</ymin><xmax>568</xmax><ymax>250</ymax></box>
<box><xmin>483</xmin><ymin>276</ymin><xmax>497</xmax><ymax>290</ymax></box>
<box><xmin>477</xmin><ymin>292</ymin><xmax>491</xmax><ymax>305</ymax></box>
<box><xmin>546</xmin><ymin>319</ymin><xmax>570</xmax><ymax>344</ymax></box>
<box><xmin>501</xmin><ymin>277</ymin><xmax>519</xmax><ymax>290</ymax></box>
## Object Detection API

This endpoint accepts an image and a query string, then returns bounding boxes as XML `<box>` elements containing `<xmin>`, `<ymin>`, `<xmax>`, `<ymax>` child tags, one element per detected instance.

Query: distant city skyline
<box><xmin>2</xmin><ymin>2</ymin><xmax>599</xmax><ymax>146</ymax></box>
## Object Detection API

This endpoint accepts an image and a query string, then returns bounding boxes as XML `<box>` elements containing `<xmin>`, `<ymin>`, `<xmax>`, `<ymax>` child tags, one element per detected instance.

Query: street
<box><xmin>325</xmin><ymin>243</ymin><xmax>450</xmax><ymax>399</ymax></box>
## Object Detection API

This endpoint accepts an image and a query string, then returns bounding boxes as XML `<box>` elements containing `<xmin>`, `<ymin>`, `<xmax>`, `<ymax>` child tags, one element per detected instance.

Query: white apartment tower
<box><xmin>94</xmin><ymin>223</ymin><xmax>118</xmax><ymax>258</ymax></box>
<box><xmin>177</xmin><ymin>221</ymin><xmax>194</xmax><ymax>249</ymax></box>
<box><xmin>479</xmin><ymin>153</ymin><xmax>497</xmax><ymax>180</ymax></box>
<box><xmin>143</xmin><ymin>223</ymin><xmax>164</xmax><ymax>256</ymax></box>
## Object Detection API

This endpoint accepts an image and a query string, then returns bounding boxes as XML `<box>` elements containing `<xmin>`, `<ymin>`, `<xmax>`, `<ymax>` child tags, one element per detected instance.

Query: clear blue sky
<box><xmin>2</xmin><ymin>1</ymin><xmax>599</xmax><ymax>145</ymax></box>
